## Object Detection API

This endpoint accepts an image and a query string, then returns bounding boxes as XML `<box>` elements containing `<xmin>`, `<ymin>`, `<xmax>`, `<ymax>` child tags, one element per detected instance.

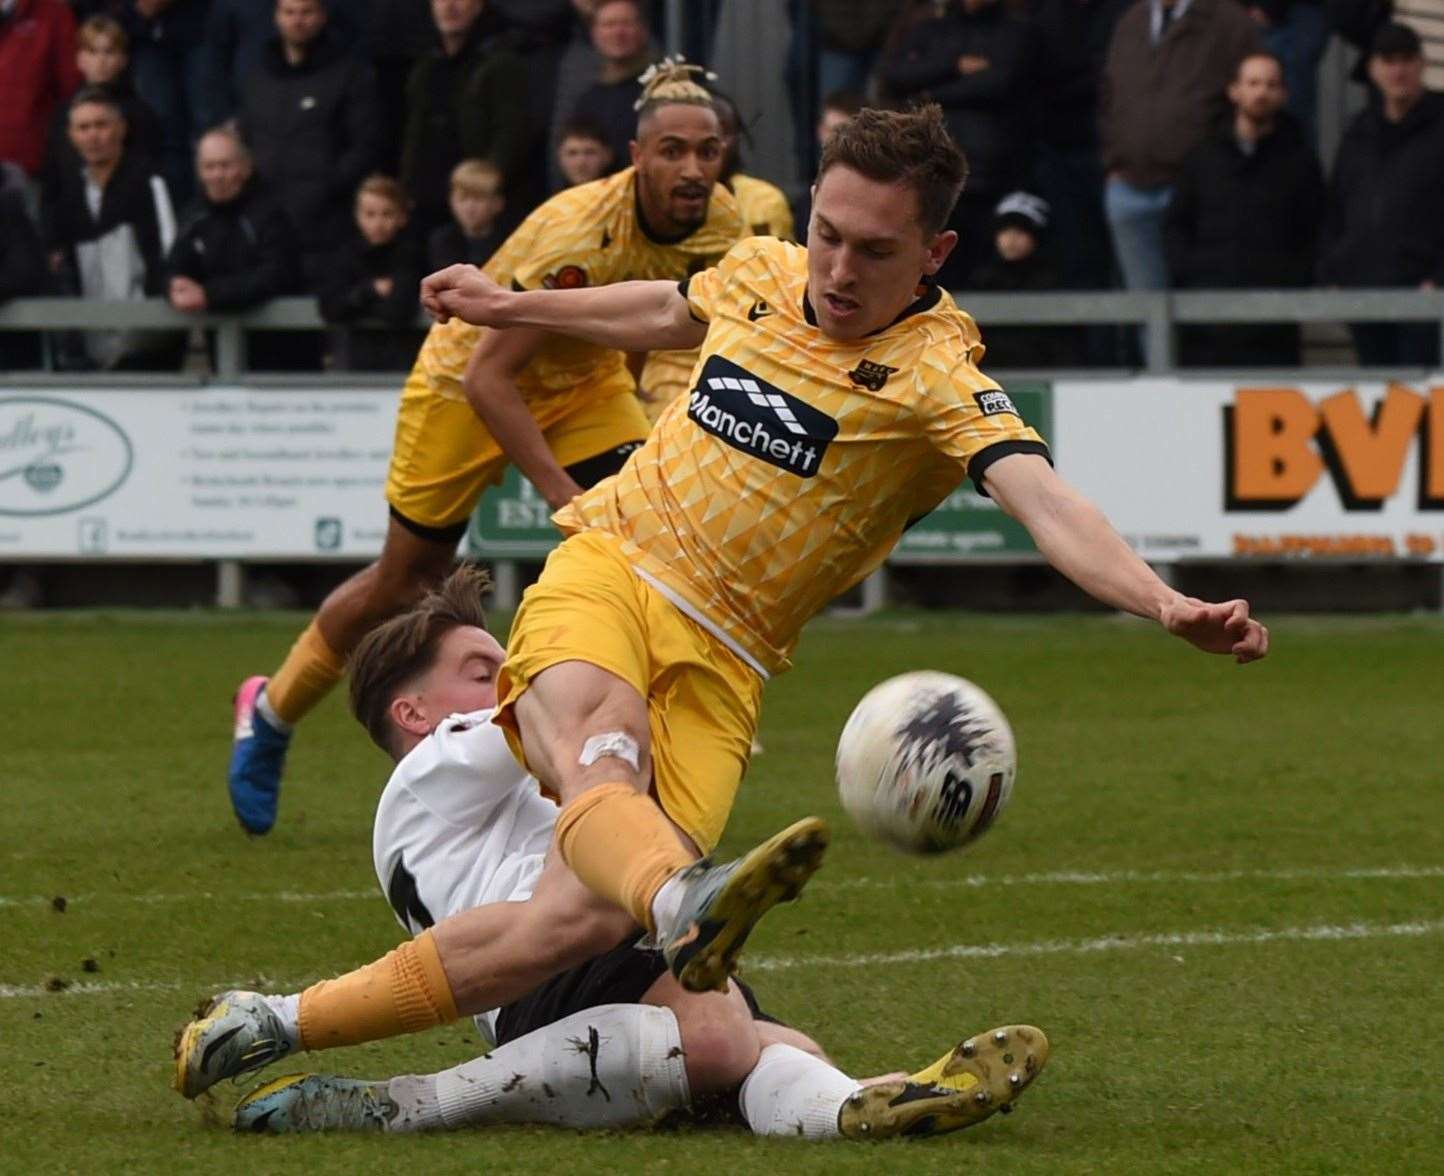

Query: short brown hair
<box><xmin>816</xmin><ymin>103</ymin><xmax>968</xmax><ymax>235</ymax></box>
<box><xmin>79</xmin><ymin>15</ymin><xmax>128</xmax><ymax>53</ymax></box>
<box><xmin>356</xmin><ymin>173</ymin><xmax>409</xmax><ymax>211</ymax></box>
<box><xmin>348</xmin><ymin>564</ymin><xmax>493</xmax><ymax>756</ymax></box>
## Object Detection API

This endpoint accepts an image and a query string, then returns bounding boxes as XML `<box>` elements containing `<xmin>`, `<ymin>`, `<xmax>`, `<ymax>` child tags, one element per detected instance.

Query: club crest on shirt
<box><xmin>848</xmin><ymin>359</ymin><xmax>899</xmax><ymax>391</ymax></box>
<box><xmin>543</xmin><ymin>265</ymin><xmax>588</xmax><ymax>290</ymax></box>
<box><xmin>974</xmin><ymin>389</ymin><xmax>1019</xmax><ymax>417</ymax></box>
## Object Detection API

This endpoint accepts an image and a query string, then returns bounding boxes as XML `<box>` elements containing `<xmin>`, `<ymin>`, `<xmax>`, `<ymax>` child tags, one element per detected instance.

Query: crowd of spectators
<box><xmin>1</xmin><ymin>0</ymin><xmax>1442</xmax><ymax>372</ymax></box>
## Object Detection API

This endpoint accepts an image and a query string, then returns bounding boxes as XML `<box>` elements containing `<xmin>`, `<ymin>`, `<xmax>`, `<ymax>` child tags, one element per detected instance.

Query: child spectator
<box><xmin>41</xmin><ymin>17</ymin><xmax>163</xmax><ymax>217</ymax></box>
<box><xmin>426</xmin><ymin>158</ymin><xmax>506</xmax><ymax>270</ymax></box>
<box><xmin>970</xmin><ymin>192</ymin><xmax>1082</xmax><ymax>369</ymax></box>
<box><xmin>554</xmin><ymin>116</ymin><xmax>614</xmax><ymax>189</ymax></box>
<box><xmin>319</xmin><ymin>174</ymin><xmax>424</xmax><ymax>371</ymax></box>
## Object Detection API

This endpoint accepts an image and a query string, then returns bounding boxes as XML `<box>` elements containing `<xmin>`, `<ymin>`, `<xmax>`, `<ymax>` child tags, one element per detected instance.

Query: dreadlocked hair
<box><xmin>633</xmin><ymin>55</ymin><xmax>717</xmax><ymax>116</ymax></box>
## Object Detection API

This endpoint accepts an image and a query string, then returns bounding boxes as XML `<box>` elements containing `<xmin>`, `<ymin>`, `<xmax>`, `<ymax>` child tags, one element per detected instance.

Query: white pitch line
<box><xmin>747</xmin><ymin>918</ymin><xmax>1444</xmax><ymax>972</ymax></box>
<box><xmin>1</xmin><ymin>864</ymin><xmax>1438</xmax><ymax>910</ymax></box>
<box><xmin>825</xmin><ymin>864</ymin><xmax>1444</xmax><ymax>890</ymax></box>
<box><xmin>4</xmin><ymin>919</ymin><xmax>1441</xmax><ymax>1000</ymax></box>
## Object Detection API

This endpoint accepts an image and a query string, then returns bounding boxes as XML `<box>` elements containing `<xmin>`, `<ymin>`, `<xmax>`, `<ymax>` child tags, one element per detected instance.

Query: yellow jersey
<box><xmin>730</xmin><ymin>173</ymin><xmax>794</xmax><ymax>241</ymax></box>
<box><xmin>414</xmin><ymin>167</ymin><xmax>742</xmax><ymax>409</ymax></box>
<box><xmin>555</xmin><ymin>236</ymin><xmax>1050</xmax><ymax>674</ymax></box>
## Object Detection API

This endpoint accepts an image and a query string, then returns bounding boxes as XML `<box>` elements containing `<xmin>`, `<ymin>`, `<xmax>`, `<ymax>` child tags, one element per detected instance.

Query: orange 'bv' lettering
<box><xmin>1224</xmin><ymin>385</ymin><xmax>1444</xmax><ymax>511</ymax></box>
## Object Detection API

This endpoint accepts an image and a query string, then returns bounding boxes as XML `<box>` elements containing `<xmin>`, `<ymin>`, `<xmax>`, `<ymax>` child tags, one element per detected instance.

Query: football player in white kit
<box><xmin>176</xmin><ymin>568</ymin><xmax>1049</xmax><ymax>1140</ymax></box>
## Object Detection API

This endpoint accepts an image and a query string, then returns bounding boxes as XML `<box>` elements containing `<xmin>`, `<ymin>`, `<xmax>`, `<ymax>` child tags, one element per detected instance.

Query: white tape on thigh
<box><xmin>579</xmin><ymin>731</ymin><xmax>641</xmax><ymax>771</ymax></box>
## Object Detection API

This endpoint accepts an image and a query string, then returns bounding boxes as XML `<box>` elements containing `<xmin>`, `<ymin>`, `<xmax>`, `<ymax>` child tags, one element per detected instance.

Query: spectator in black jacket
<box><xmin>0</xmin><ymin>183</ymin><xmax>49</xmax><ymax>370</ymax></box>
<box><xmin>401</xmin><ymin>0</ymin><xmax>529</xmax><ymax>235</ymax></box>
<box><xmin>319</xmin><ymin>174</ymin><xmax>425</xmax><ymax>370</ymax></box>
<box><xmin>970</xmin><ymin>191</ymin><xmax>1084</xmax><ymax>368</ymax></box>
<box><xmin>40</xmin><ymin>17</ymin><xmax>163</xmax><ymax>215</ymax></box>
<box><xmin>1319</xmin><ymin>23</ymin><xmax>1444</xmax><ymax>366</ymax></box>
<box><xmin>879</xmin><ymin>0</ymin><xmax>1039</xmax><ymax>289</ymax></box>
<box><xmin>1166</xmin><ymin>51</ymin><xmax>1325</xmax><ymax>366</ymax></box>
<box><xmin>565</xmin><ymin>0</ymin><xmax>655</xmax><ymax>176</ymax></box>
<box><xmin>426</xmin><ymin>158</ymin><xmax>506</xmax><ymax>270</ymax></box>
<box><xmin>239</xmin><ymin>0</ymin><xmax>381</xmax><ymax>283</ymax></box>
<box><xmin>166</xmin><ymin>127</ymin><xmax>311</xmax><ymax>369</ymax></box>
<box><xmin>44</xmin><ymin>87</ymin><xmax>182</xmax><ymax>371</ymax></box>
<box><xmin>124</xmin><ymin>0</ymin><xmax>215</xmax><ymax>205</ymax></box>
<box><xmin>206</xmin><ymin>0</ymin><xmax>361</xmax><ymax>121</ymax></box>
<box><xmin>1026</xmin><ymin>0</ymin><xmax>1126</xmax><ymax>291</ymax></box>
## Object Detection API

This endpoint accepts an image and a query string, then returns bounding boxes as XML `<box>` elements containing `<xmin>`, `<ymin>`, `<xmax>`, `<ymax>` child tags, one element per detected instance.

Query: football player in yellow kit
<box><xmin>184</xmin><ymin>105</ymin><xmax>1267</xmax><ymax>1078</ymax></box>
<box><xmin>419</xmin><ymin>101</ymin><xmax>1270</xmax><ymax>994</ymax></box>
<box><xmin>225</xmin><ymin>60</ymin><xmax>742</xmax><ymax>836</ymax></box>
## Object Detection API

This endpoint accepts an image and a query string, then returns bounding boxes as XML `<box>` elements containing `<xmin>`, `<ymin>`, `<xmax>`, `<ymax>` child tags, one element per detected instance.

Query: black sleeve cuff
<box><xmin>676</xmin><ymin>277</ymin><xmax>707</xmax><ymax>323</ymax></box>
<box><xmin>968</xmin><ymin>439</ymin><xmax>1053</xmax><ymax>497</ymax></box>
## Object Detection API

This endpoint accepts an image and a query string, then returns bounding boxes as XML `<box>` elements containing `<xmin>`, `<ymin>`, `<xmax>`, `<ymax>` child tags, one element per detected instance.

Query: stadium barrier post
<box><xmin>1143</xmin><ymin>292</ymin><xmax>1174</xmax><ymax>375</ymax></box>
<box><xmin>489</xmin><ymin>559</ymin><xmax>520</xmax><ymax>611</ymax></box>
<box><xmin>215</xmin><ymin>319</ymin><xmax>243</xmax><ymax>379</ymax></box>
<box><xmin>217</xmin><ymin>559</ymin><xmax>244</xmax><ymax>608</ymax></box>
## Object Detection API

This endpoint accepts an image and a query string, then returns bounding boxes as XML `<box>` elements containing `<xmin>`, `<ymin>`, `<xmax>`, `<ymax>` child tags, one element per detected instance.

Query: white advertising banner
<box><xmin>0</xmin><ymin>387</ymin><xmax>397</xmax><ymax>558</ymax></box>
<box><xmin>1053</xmin><ymin>377</ymin><xmax>1444</xmax><ymax>562</ymax></box>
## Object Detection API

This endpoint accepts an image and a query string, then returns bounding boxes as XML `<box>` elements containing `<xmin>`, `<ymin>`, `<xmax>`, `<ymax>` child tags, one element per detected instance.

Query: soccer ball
<box><xmin>835</xmin><ymin>671</ymin><xmax>1016</xmax><ymax>855</ymax></box>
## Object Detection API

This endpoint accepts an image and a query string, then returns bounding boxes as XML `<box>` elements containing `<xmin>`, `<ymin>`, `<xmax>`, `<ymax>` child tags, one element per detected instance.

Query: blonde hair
<box><xmin>449</xmin><ymin>158</ymin><xmax>502</xmax><ymax>197</ymax></box>
<box><xmin>78</xmin><ymin>15</ymin><xmax>128</xmax><ymax>53</ymax></box>
<box><xmin>633</xmin><ymin>55</ymin><xmax>716</xmax><ymax>120</ymax></box>
<box><xmin>356</xmin><ymin>174</ymin><xmax>410</xmax><ymax>211</ymax></box>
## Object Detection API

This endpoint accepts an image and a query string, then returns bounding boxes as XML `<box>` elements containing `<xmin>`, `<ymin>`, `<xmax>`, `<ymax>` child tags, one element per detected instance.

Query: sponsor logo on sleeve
<box><xmin>687</xmin><ymin>356</ymin><xmax>838</xmax><ymax>478</ymax></box>
<box><xmin>974</xmin><ymin>390</ymin><xmax>1019</xmax><ymax>417</ymax></box>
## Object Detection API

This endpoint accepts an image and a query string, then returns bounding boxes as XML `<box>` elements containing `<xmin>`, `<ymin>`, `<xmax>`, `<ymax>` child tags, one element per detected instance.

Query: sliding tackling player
<box><xmin>226</xmin><ymin>60</ymin><xmax>741</xmax><ymax>836</ymax></box>
<box><xmin>180</xmin><ymin>568</ymin><xmax>1049</xmax><ymax>1141</ymax></box>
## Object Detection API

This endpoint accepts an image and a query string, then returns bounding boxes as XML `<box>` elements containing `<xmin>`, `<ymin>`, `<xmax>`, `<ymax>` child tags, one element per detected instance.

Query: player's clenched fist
<box><xmin>420</xmin><ymin>265</ymin><xmax>510</xmax><ymax>326</ymax></box>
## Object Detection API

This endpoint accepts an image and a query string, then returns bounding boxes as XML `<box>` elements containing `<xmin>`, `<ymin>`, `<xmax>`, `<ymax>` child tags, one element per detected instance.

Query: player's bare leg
<box><xmin>228</xmin><ymin>517</ymin><xmax>456</xmax><ymax>833</ymax></box>
<box><xmin>512</xmin><ymin>659</ymin><xmax>828</xmax><ymax>992</ymax></box>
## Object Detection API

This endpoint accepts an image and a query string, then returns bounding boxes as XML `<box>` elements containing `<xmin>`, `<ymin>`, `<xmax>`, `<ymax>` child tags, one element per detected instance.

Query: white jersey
<box><xmin>372</xmin><ymin>708</ymin><xmax>558</xmax><ymax>1043</ymax></box>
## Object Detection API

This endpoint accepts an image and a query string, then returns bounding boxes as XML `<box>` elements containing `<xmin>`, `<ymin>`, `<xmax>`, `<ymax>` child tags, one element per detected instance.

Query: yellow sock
<box><xmin>266</xmin><ymin>620</ymin><xmax>346</xmax><ymax>726</ymax></box>
<box><xmin>554</xmin><ymin>782</ymin><xmax>694</xmax><ymax>934</ymax></box>
<box><xmin>297</xmin><ymin>930</ymin><xmax>459</xmax><ymax>1051</ymax></box>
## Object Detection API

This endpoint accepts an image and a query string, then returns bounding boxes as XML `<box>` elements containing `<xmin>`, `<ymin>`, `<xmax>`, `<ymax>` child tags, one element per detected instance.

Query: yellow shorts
<box><xmin>384</xmin><ymin>367</ymin><xmax>649</xmax><ymax>532</ymax></box>
<box><xmin>494</xmin><ymin>530</ymin><xmax>763</xmax><ymax>854</ymax></box>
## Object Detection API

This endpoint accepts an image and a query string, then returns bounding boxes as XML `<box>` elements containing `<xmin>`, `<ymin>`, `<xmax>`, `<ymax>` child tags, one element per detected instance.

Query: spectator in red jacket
<box><xmin>0</xmin><ymin>0</ymin><xmax>83</xmax><ymax>176</ymax></box>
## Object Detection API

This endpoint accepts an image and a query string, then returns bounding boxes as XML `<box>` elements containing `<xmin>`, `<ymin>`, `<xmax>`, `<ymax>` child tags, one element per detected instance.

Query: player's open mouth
<box><xmin>823</xmin><ymin>293</ymin><xmax>859</xmax><ymax>317</ymax></box>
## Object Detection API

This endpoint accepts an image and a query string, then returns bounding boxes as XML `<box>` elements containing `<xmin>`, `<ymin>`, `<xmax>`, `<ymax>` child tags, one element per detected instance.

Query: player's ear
<box><xmin>629</xmin><ymin>139</ymin><xmax>642</xmax><ymax>169</ymax></box>
<box><xmin>389</xmin><ymin>693</ymin><xmax>430</xmax><ymax>741</ymax></box>
<box><xmin>922</xmin><ymin>229</ymin><xmax>958</xmax><ymax>277</ymax></box>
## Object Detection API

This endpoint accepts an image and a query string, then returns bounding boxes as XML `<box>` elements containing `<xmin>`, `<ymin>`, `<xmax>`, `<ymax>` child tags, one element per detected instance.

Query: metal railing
<box><xmin>3</xmin><ymin>289</ymin><xmax>1444</xmax><ymax>378</ymax></box>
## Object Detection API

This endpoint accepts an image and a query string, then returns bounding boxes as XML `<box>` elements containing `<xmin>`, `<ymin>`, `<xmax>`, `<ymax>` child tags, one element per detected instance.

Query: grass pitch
<box><xmin>4</xmin><ymin>609</ymin><xmax>1441</xmax><ymax>1174</ymax></box>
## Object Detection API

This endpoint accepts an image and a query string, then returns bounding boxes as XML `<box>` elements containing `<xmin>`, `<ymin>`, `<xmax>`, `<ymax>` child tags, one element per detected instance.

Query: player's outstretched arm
<box><xmin>421</xmin><ymin>266</ymin><xmax>707</xmax><ymax>353</ymax></box>
<box><xmin>982</xmin><ymin>453</ymin><xmax>1269</xmax><ymax>663</ymax></box>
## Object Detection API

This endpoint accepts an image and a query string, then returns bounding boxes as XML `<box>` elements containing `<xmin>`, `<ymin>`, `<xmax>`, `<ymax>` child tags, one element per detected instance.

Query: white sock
<box><xmin>739</xmin><ymin>1043</ymin><xmax>862</xmax><ymax>1140</ymax></box>
<box><xmin>410</xmin><ymin>1004</ymin><xmax>690</xmax><ymax>1131</ymax></box>
<box><xmin>650</xmin><ymin>871</ymin><xmax>689</xmax><ymax>941</ymax></box>
<box><xmin>259</xmin><ymin>992</ymin><xmax>301</xmax><ymax>1051</ymax></box>
<box><xmin>255</xmin><ymin>688</ymin><xmax>291</xmax><ymax>734</ymax></box>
